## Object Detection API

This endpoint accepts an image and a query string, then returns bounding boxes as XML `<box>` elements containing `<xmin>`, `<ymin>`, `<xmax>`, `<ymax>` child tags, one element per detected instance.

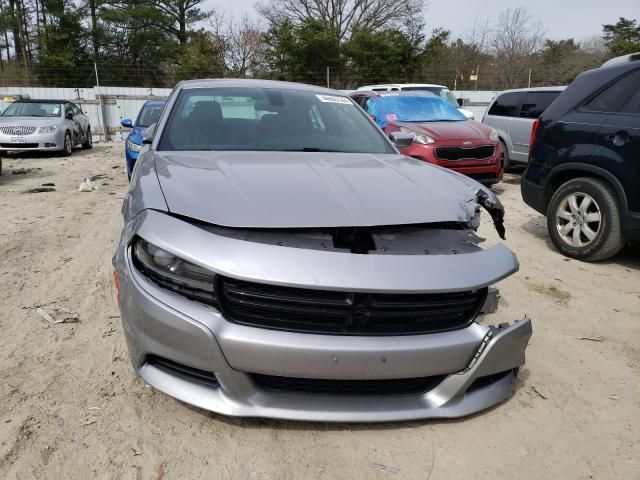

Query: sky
<box><xmin>206</xmin><ymin>0</ymin><xmax>639</xmax><ymax>41</ymax></box>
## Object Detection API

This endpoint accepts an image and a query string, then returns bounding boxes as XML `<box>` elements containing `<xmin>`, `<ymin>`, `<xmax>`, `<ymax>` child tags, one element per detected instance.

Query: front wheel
<box><xmin>62</xmin><ymin>131</ymin><xmax>73</xmax><ymax>156</ymax></box>
<box><xmin>546</xmin><ymin>177</ymin><xmax>625</xmax><ymax>261</ymax></box>
<box><xmin>82</xmin><ymin>127</ymin><xmax>93</xmax><ymax>149</ymax></box>
<box><xmin>499</xmin><ymin>140</ymin><xmax>510</xmax><ymax>171</ymax></box>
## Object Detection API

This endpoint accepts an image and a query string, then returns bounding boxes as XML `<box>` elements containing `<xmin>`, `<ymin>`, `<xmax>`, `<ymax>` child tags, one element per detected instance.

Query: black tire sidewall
<box><xmin>64</xmin><ymin>132</ymin><xmax>72</xmax><ymax>156</ymax></box>
<box><xmin>546</xmin><ymin>179</ymin><xmax>615</xmax><ymax>260</ymax></box>
<box><xmin>500</xmin><ymin>140</ymin><xmax>510</xmax><ymax>171</ymax></box>
<box><xmin>83</xmin><ymin>128</ymin><xmax>93</xmax><ymax>149</ymax></box>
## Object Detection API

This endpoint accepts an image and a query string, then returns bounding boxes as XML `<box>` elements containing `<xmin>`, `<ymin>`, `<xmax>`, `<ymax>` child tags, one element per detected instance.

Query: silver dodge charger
<box><xmin>0</xmin><ymin>99</ymin><xmax>92</xmax><ymax>155</ymax></box>
<box><xmin>113</xmin><ymin>79</ymin><xmax>532</xmax><ymax>422</ymax></box>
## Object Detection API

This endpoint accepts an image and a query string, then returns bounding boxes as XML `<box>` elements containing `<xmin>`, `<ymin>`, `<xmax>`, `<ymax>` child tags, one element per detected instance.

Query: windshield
<box><xmin>370</xmin><ymin>95</ymin><xmax>467</xmax><ymax>127</ymax></box>
<box><xmin>158</xmin><ymin>87</ymin><xmax>394</xmax><ymax>154</ymax></box>
<box><xmin>136</xmin><ymin>103</ymin><xmax>165</xmax><ymax>127</ymax></box>
<box><xmin>2</xmin><ymin>102</ymin><xmax>62</xmax><ymax>117</ymax></box>
<box><xmin>401</xmin><ymin>87</ymin><xmax>459</xmax><ymax>108</ymax></box>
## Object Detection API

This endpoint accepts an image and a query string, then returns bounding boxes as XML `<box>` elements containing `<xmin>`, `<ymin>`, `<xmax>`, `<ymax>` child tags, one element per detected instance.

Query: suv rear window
<box><xmin>583</xmin><ymin>69</ymin><xmax>640</xmax><ymax>113</ymax></box>
<box><xmin>519</xmin><ymin>91</ymin><xmax>561</xmax><ymax>118</ymax></box>
<box><xmin>488</xmin><ymin>92</ymin><xmax>522</xmax><ymax>117</ymax></box>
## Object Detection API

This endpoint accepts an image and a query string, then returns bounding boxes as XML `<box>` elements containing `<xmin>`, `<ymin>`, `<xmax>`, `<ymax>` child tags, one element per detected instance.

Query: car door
<box><xmin>510</xmin><ymin>91</ymin><xmax>561</xmax><ymax>163</ymax></box>
<box><xmin>589</xmin><ymin>68</ymin><xmax>640</xmax><ymax>213</ymax></box>
<box><xmin>72</xmin><ymin>103</ymin><xmax>88</xmax><ymax>133</ymax></box>
<box><xmin>64</xmin><ymin>103</ymin><xmax>81</xmax><ymax>144</ymax></box>
<box><xmin>484</xmin><ymin>91</ymin><xmax>522</xmax><ymax>159</ymax></box>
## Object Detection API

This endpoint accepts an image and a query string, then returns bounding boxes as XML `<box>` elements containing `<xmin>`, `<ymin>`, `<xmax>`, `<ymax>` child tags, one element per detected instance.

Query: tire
<box><xmin>62</xmin><ymin>131</ymin><xmax>73</xmax><ymax>156</ymax></box>
<box><xmin>546</xmin><ymin>177</ymin><xmax>625</xmax><ymax>261</ymax></box>
<box><xmin>82</xmin><ymin>127</ymin><xmax>93</xmax><ymax>149</ymax></box>
<box><xmin>499</xmin><ymin>140</ymin><xmax>511</xmax><ymax>171</ymax></box>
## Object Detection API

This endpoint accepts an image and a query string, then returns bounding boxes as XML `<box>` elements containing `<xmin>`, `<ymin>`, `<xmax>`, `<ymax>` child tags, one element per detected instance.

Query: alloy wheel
<box><xmin>555</xmin><ymin>192</ymin><xmax>602</xmax><ymax>247</ymax></box>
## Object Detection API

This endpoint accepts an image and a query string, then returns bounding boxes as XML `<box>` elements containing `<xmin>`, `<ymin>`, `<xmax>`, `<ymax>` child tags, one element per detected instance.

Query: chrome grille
<box><xmin>0</xmin><ymin>125</ymin><xmax>38</xmax><ymax>135</ymax></box>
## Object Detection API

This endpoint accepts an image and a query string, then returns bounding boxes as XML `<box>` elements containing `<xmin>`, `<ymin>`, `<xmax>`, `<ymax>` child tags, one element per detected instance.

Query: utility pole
<box><xmin>326</xmin><ymin>66</ymin><xmax>330</xmax><ymax>88</ymax></box>
<box><xmin>94</xmin><ymin>63</ymin><xmax>108</xmax><ymax>142</ymax></box>
<box><xmin>528</xmin><ymin>69</ymin><xmax>532</xmax><ymax>88</ymax></box>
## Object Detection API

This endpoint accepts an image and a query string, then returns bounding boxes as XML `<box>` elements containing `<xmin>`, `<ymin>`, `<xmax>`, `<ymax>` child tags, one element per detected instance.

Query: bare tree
<box><xmin>491</xmin><ymin>7</ymin><xmax>544</xmax><ymax>88</ymax></box>
<box><xmin>226</xmin><ymin>14</ymin><xmax>265</xmax><ymax>77</ymax></box>
<box><xmin>256</xmin><ymin>0</ymin><xmax>425</xmax><ymax>41</ymax></box>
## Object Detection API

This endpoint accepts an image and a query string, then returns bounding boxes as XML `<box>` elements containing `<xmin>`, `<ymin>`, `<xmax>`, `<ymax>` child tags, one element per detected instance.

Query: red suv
<box><xmin>351</xmin><ymin>91</ymin><xmax>503</xmax><ymax>185</ymax></box>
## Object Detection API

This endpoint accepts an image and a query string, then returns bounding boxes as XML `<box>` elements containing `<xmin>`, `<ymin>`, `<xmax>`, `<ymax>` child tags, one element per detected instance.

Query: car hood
<box><xmin>0</xmin><ymin>116</ymin><xmax>63</xmax><ymax>126</ymax></box>
<box><xmin>396</xmin><ymin>120</ymin><xmax>491</xmax><ymax>141</ymax></box>
<box><xmin>153</xmin><ymin>151</ymin><xmax>482</xmax><ymax>228</ymax></box>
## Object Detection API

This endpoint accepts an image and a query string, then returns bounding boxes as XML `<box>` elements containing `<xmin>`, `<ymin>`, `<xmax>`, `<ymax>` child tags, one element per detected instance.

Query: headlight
<box><xmin>127</xmin><ymin>140</ymin><xmax>142</xmax><ymax>152</ymax></box>
<box><xmin>37</xmin><ymin>125</ymin><xmax>58</xmax><ymax>134</ymax></box>
<box><xmin>399</xmin><ymin>127</ymin><xmax>435</xmax><ymax>145</ymax></box>
<box><xmin>131</xmin><ymin>238</ymin><xmax>216</xmax><ymax>305</ymax></box>
<box><xmin>489</xmin><ymin>128</ymin><xmax>499</xmax><ymax>142</ymax></box>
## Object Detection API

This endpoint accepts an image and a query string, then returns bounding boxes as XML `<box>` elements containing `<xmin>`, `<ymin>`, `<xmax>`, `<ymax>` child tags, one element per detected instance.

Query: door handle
<box><xmin>605</xmin><ymin>131</ymin><xmax>629</xmax><ymax>147</ymax></box>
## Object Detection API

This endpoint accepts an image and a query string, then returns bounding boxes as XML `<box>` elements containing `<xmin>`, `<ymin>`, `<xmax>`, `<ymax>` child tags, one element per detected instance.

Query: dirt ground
<box><xmin>0</xmin><ymin>143</ymin><xmax>638</xmax><ymax>480</ymax></box>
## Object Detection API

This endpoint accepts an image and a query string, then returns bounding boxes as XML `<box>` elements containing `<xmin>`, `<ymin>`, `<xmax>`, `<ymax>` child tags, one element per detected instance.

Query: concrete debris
<box><xmin>36</xmin><ymin>307</ymin><xmax>79</xmax><ymax>325</ymax></box>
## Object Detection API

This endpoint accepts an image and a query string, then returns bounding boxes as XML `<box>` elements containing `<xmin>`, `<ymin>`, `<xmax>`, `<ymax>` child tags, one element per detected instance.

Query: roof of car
<box><xmin>351</xmin><ymin>91</ymin><xmax>436</xmax><ymax>98</ymax></box>
<box><xmin>11</xmin><ymin>99</ymin><xmax>69</xmax><ymax>103</ymax></box>
<box><xmin>495</xmin><ymin>86</ymin><xmax>567</xmax><ymax>94</ymax></box>
<box><xmin>177</xmin><ymin>78</ymin><xmax>341</xmax><ymax>95</ymax></box>
<box><xmin>357</xmin><ymin>83</ymin><xmax>448</xmax><ymax>91</ymax></box>
<box><xmin>143</xmin><ymin>99</ymin><xmax>166</xmax><ymax>106</ymax></box>
<box><xmin>601</xmin><ymin>52</ymin><xmax>640</xmax><ymax>68</ymax></box>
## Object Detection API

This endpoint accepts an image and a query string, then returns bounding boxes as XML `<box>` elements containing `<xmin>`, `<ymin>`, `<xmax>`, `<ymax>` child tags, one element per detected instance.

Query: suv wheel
<box><xmin>499</xmin><ymin>140</ymin><xmax>510</xmax><ymax>171</ymax></box>
<box><xmin>547</xmin><ymin>177</ymin><xmax>625</xmax><ymax>261</ymax></box>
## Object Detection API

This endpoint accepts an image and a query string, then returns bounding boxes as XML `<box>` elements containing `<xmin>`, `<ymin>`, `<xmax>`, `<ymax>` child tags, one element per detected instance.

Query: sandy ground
<box><xmin>0</xmin><ymin>143</ymin><xmax>638</xmax><ymax>480</ymax></box>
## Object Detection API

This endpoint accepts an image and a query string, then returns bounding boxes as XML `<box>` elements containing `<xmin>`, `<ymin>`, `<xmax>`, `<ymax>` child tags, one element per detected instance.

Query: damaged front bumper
<box><xmin>114</xmin><ymin>210</ymin><xmax>532</xmax><ymax>422</ymax></box>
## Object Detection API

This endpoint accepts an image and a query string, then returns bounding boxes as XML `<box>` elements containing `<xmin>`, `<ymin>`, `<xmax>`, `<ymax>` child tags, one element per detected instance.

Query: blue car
<box><xmin>121</xmin><ymin>100</ymin><xmax>166</xmax><ymax>178</ymax></box>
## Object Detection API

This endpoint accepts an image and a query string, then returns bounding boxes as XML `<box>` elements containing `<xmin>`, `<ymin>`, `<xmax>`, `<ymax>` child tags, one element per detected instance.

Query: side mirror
<box><xmin>120</xmin><ymin>118</ymin><xmax>133</xmax><ymax>128</ymax></box>
<box><xmin>66</xmin><ymin>112</ymin><xmax>74</xmax><ymax>120</ymax></box>
<box><xmin>457</xmin><ymin>98</ymin><xmax>464</xmax><ymax>107</ymax></box>
<box><xmin>389</xmin><ymin>132</ymin><xmax>414</xmax><ymax>149</ymax></box>
<box><xmin>142</xmin><ymin>123</ymin><xmax>156</xmax><ymax>145</ymax></box>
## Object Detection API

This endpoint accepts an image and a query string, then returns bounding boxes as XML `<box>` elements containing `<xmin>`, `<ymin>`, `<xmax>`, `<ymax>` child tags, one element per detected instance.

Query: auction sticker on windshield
<box><xmin>316</xmin><ymin>95</ymin><xmax>353</xmax><ymax>105</ymax></box>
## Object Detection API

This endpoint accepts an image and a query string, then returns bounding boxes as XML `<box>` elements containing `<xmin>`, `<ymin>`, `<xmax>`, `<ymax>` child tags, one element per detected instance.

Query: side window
<box><xmin>64</xmin><ymin>103</ymin><xmax>74</xmax><ymax>117</ymax></box>
<box><xmin>519</xmin><ymin>91</ymin><xmax>561</xmax><ymax>118</ymax></box>
<box><xmin>622</xmin><ymin>86</ymin><xmax>640</xmax><ymax>114</ymax></box>
<box><xmin>583</xmin><ymin>69</ymin><xmax>640</xmax><ymax>113</ymax></box>
<box><xmin>364</xmin><ymin>99</ymin><xmax>376</xmax><ymax>116</ymax></box>
<box><xmin>72</xmin><ymin>103</ymin><xmax>82</xmax><ymax>115</ymax></box>
<box><xmin>487</xmin><ymin>92</ymin><xmax>522</xmax><ymax>117</ymax></box>
<box><xmin>351</xmin><ymin>96</ymin><xmax>366</xmax><ymax>108</ymax></box>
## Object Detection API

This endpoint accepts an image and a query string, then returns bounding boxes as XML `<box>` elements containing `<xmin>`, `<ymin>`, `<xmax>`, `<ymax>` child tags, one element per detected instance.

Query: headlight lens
<box><xmin>131</xmin><ymin>238</ymin><xmax>216</xmax><ymax>305</ymax></box>
<box><xmin>127</xmin><ymin>140</ymin><xmax>142</xmax><ymax>152</ymax></box>
<box><xmin>399</xmin><ymin>127</ymin><xmax>435</xmax><ymax>145</ymax></box>
<box><xmin>37</xmin><ymin>125</ymin><xmax>58</xmax><ymax>134</ymax></box>
<box><xmin>489</xmin><ymin>128</ymin><xmax>499</xmax><ymax>142</ymax></box>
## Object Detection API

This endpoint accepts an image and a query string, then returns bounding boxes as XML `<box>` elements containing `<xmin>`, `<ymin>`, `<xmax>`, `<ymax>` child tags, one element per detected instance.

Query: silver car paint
<box><xmin>483</xmin><ymin>87</ymin><xmax>565</xmax><ymax>164</ymax></box>
<box><xmin>154</xmin><ymin>151</ymin><xmax>483</xmax><ymax>228</ymax></box>
<box><xmin>0</xmin><ymin>103</ymin><xmax>90</xmax><ymax>152</ymax></box>
<box><xmin>114</xmin><ymin>79</ymin><xmax>532</xmax><ymax>421</ymax></box>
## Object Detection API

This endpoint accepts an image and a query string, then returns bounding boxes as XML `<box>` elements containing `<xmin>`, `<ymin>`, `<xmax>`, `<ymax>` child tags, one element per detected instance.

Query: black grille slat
<box><xmin>0</xmin><ymin>143</ymin><xmax>39</xmax><ymax>149</ymax></box>
<box><xmin>435</xmin><ymin>145</ymin><xmax>495</xmax><ymax>161</ymax></box>
<box><xmin>217</xmin><ymin>276</ymin><xmax>487</xmax><ymax>335</ymax></box>
<box><xmin>147</xmin><ymin>355</ymin><xmax>219</xmax><ymax>388</ymax></box>
<box><xmin>251</xmin><ymin>374</ymin><xmax>447</xmax><ymax>396</ymax></box>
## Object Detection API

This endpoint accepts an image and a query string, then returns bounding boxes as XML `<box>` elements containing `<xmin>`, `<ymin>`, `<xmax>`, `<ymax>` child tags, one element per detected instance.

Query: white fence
<box><xmin>0</xmin><ymin>86</ymin><xmax>172</xmax><ymax>141</ymax></box>
<box><xmin>0</xmin><ymin>86</ymin><xmax>500</xmax><ymax>139</ymax></box>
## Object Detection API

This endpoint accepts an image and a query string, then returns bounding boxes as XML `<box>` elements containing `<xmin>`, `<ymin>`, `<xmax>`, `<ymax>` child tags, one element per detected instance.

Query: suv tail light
<box><xmin>530</xmin><ymin>119</ymin><xmax>540</xmax><ymax>147</ymax></box>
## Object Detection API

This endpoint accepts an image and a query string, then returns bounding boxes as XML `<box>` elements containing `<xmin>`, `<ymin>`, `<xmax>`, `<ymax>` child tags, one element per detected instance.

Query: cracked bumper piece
<box><xmin>114</xmin><ymin>211</ymin><xmax>532</xmax><ymax>422</ymax></box>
